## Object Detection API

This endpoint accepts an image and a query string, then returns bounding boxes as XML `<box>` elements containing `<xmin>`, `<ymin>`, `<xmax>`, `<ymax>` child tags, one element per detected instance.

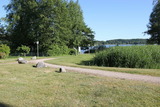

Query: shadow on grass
<box><xmin>32</xmin><ymin>65</ymin><xmax>36</xmax><ymax>68</ymax></box>
<box><xmin>0</xmin><ymin>103</ymin><xmax>12</xmax><ymax>107</ymax></box>
<box><xmin>78</xmin><ymin>60</ymin><xmax>94</xmax><ymax>66</ymax></box>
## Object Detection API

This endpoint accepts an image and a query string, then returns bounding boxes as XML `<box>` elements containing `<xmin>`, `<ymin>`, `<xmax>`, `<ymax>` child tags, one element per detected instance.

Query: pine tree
<box><xmin>67</xmin><ymin>0</ymin><xmax>94</xmax><ymax>48</ymax></box>
<box><xmin>146</xmin><ymin>2</ymin><xmax>160</xmax><ymax>44</ymax></box>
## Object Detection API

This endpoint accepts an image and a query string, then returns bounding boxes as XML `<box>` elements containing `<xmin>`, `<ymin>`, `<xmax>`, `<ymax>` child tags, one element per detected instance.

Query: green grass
<box><xmin>0</xmin><ymin>56</ymin><xmax>29</xmax><ymax>63</ymax></box>
<box><xmin>0</xmin><ymin>56</ymin><xmax>48</xmax><ymax>63</ymax></box>
<box><xmin>0</xmin><ymin>63</ymin><xmax>160</xmax><ymax>107</ymax></box>
<box><xmin>46</xmin><ymin>54</ymin><xmax>160</xmax><ymax>77</ymax></box>
<box><xmin>93</xmin><ymin>45</ymin><xmax>160</xmax><ymax>69</ymax></box>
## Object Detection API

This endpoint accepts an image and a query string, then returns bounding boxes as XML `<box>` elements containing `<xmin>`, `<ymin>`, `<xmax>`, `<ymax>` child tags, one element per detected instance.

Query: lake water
<box><xmin>81</xmin><ymin>44</ymin><xmax>145</xmax><ymax>53</ymax></box>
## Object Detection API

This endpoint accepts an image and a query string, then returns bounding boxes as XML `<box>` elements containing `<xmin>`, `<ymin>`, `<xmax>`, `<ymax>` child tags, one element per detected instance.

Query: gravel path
<box><xmin>29</xmin><ymin>58</ymin><xmax>160</xmax><ymax>84</ymax></box>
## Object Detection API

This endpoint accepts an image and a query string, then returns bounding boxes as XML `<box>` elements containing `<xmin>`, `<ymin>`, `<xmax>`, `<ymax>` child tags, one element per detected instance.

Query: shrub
<box><xmin>0</xmin><ymin>52</ymin><xmax>6</xmax><ymax>59</ymax></box>
<box><xmin>47</xmin><ymin>44</ymin><xmax>70</xmax><ymax>56</ymax></box>
<box><xmin>16</xmin><ymin>45</ymin><xmax>30</xmax><ymax>56</ymax></box>
<box><xmin>69</xmin><ymin>48</ymin><xmax>77</xmax><ymax>55</ymax></box>
<box><xmin>0</xmin><ymin>44</ymin><xmax>10</xmax><ymax>59</ymax></box>
<box><xmin>92</xmin><ymin>45</ymin><xmax>160</xmax><ymax>69</ymax></box>
<box><xmin>61</xmin><ymin>45</ymin><xmax>70</xmax><ymax>55</ymax></box>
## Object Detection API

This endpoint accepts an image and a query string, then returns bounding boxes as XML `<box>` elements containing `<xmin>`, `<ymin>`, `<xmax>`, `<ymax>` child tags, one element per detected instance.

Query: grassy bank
<box><xmin>0</xmin><ymin>64</ymin><xmax>160</xmax><ymax>107</ymax></box>
<box><xmin>46</xmin><ymin>54</ymin><xmax>160</xmax><ymax>77</ymax></box>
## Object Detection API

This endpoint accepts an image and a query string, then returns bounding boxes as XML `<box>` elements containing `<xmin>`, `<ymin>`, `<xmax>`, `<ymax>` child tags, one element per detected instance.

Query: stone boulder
<box><xmin>17</xmin><ymin>57</ymin><xmax>24</xmax><ymax>61</ymax></box>
<box><xmin>31</xmin><ymin>56</ymin><xmax>36</xmax><ymax>60</ymax></box>
<box><xmin>36</xmin><ymin>62</ymin><xmax>46</xmax><ymax>68</ymax></box>
<box><xmin>18</xmin><ymin>59</ymin><xmax>28</xmax><ymax>64</ymax></box>
<box><xmin>59</xmin><ymin>67</ymin><xmax>67</xmax><ymax>73</ymax></box>
<box><xmin>17</xmin><ymin>57</ymin><xmax>28</xmax><ymax>64</ymax></box>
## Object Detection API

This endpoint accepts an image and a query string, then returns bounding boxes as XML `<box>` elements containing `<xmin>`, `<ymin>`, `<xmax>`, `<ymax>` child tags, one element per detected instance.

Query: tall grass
<box><xmin>93</xmin><ymin>45</ymin><xmax>160</xmax><ymax>69</ymax></box>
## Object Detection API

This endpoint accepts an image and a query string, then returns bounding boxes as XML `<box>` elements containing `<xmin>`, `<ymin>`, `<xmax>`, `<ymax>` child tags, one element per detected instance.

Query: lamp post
<box><xmin>88</xmin><ymin>44</ymin><xmax>90</xmax><ymax>54</ymax></box>
<box><xmin>36</xmin><ymin>41</ymin><xmax>39</xmax><ymax>57</ymax></box>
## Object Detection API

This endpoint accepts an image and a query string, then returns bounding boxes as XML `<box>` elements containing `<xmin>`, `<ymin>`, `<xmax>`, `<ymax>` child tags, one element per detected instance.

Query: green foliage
<box><xmin>5</xmin><ymin>0</ymin><xmax>94</xmax><ymax>53</ymax></box>
<box><xmin>47</xmin><ymin>44</ymin><xmax>69</xmax><ymax>56</ymax></box>
<box><xmin>146</xmin><ymin>2</ymin><xmax>160</xmax><ymax>44</ymax></box>
<box><xmin>16</xmin><ymin>45</ymin><xmax>30</xmax><ymax>56</ymax></box>
<box><xmin>0</xmin><ymin>22</ymin><xmax>8</xmax><ymax>44</ymax></box>
<box><xmin>0</xmin><ymin>52</ymin><xmax>6</xmax><ymax>59</ymax></box>
<box><xmin>0</xmin><ymin>44</ymin><xmax>10</xmax><ymax>59</ymax></box>
<box><xmin>46</xmin><ymin>54</ymin><xmax>160</xmax><ymax>76</ymax></box>
<box><xmin>93</xmin><ymin>45</ymin><xmax>160</xmax><ymax>69</ymax></box>
<box><xmin>69</xmin><ymin>48</ymin><xmax>77</xmax><ymax>55</ymax></box>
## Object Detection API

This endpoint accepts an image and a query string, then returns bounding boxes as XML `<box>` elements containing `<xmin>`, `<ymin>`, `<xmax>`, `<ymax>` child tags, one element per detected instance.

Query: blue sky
<box><xmin>0</xmin><ymin>0</ymin><xmax>153</xmax><ymax>41</ymax></box>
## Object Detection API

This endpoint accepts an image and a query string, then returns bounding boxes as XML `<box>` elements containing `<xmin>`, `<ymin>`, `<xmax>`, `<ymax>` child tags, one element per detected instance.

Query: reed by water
<box><xmin>93</xmin><ymin>45</ymin><xmax>160</xmax><ymax>69</ymax></box>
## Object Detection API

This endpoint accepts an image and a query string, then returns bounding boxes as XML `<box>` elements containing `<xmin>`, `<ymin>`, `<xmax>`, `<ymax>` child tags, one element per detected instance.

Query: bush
<box><xmin>69</xmin><ymin>48</ymin><xmax>77</xmax><ymax>55</ymax></box>
<box><xmin>0</xmin><ymin>44</ymin><xmax>10</xmax><ymax>59</ymax></box>
<box><xmin>92</xmin><ymin>45</ymin><xmax>160</xmax><ymax>69</ymax></box>
<box><xmin>47</xmin><ymin>44</ymin><xmax>70</xmax><ymax>56</ymax></box>
<box><xmin>16</xmin><ymin>45</ymin><xmax>30</xmax><ymax>56</ymax></box>
<box><xmin>0</xmin><ymin>52</ymin><xmax>6</xmax><ymax>59</ymax></box>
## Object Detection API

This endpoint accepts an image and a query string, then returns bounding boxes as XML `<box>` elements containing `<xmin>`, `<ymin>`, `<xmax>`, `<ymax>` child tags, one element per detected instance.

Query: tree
<box><xmin>16</xmin><ymin>45</ymin><xmax>30</xmax><ymax>56</ymax></box>
<box><xmin>0</xmin><ymin>21</ymin><xmax>10</xmax><ymax>44</ymax></box>
<box><xmin>67</xmin><ymin>0</ymin><xmax>94</xmax><ymax>48</ymax></box>
<box><xmin>5</xmin><ymin>0</ymin><xmax>37</xmax><ymax>50</ymax></box>
<box><xmin>146</xmin><ymin>2</ymin><xmax>160</xmax><ymax>44</ymax></box>
<box><xmin>5</xmin><ymin>0</ymin><xmax>56</xmax><ymax>52</ymax></box>
<box><xmin>5</xmin><ymin>0</ymin><xmax>94</xmax><ymax>55</ymax></box>
<box><xmin>0</xmin><ymin>22</ymin><xmax>6</xmax><ymax>44</ymax></box>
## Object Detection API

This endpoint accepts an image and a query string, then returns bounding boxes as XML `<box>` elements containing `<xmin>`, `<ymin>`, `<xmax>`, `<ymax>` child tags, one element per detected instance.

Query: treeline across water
<box><xmin>106</xmin><ymin>39</ymin><xmax>147</xmax><ymax>44</ymax></box>
<box><xmin>94</xmin><ymin>39</ymin><xmax>147</xmax><ymax>46</ymax></box>
<box><xmin>83</xmin><ymin>44</ymin><xmax>145</xmax><ymax>54</ymax></box>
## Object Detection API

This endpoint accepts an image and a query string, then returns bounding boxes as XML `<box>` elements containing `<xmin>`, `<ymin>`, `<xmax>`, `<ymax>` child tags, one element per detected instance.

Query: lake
<box><xmin>81</xmin><ymin>44</ymin><xmax>145</xmax><ymax>53</ymax></box>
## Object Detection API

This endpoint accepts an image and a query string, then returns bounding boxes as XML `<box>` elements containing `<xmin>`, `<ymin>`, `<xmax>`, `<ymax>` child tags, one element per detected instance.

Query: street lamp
<box><xmin>36</xmin><ymin>41</ymin><xmax>39</xmax><ymax>57</ymax></box>
<box><xmin>88</xmin><ymin>44</ymin><xmax>90</xmax><ymax>54</ymax></box>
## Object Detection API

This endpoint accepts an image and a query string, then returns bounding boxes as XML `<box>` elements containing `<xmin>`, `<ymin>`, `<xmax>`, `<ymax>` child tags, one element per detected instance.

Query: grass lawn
<box><xmin>0</xmin><ymin>63</ymin><xmax>160</xmax><ymax>107</ymax></box>
<box><xmin>46</xmin><ymin>54</ymin><xmax>160</xmax><ymax>77</ymax></box>
<box><xmin>0</xmin><ymin>57</ymin><xmax>19</xmax><ymax>64</ymax></box>
<box><xmin>0</xmin><ymin>56</ymin><xmax>48</xmax><ymax>64</ymax></box>
<box><xmin>0</xmin><ymin>56</ymin><xmax>32</xmax><ymax>64</ymax></box>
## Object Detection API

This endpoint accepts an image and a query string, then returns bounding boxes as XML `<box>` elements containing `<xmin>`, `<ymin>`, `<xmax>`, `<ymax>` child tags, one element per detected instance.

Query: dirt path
<box><xmin>29</xmin><ymin>58</ymin><xmax>160</xmax><ymax>84</ymax></box>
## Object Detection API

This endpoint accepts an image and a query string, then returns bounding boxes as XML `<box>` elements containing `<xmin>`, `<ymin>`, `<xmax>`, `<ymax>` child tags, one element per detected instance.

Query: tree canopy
<box><xmin>4</xmin><ymin>0</ymin><xmax>94</xmax><ymax>54</ymax></box>
<box><xmin>0</xmin><ymin>21</ymin><xmax>9</xmax><ymax>44</ymax></box>
<box><xmin>146</xmin><ymin>1</ymin><xmax>160</xmax><ymax>44</ymax></box>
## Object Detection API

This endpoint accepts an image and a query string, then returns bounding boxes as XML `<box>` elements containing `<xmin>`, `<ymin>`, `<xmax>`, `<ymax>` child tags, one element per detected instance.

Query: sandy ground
<box><xmin>28</xmin><ymin>58</ymin><xmax>160</xmax><ymax>84</ymax></box>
